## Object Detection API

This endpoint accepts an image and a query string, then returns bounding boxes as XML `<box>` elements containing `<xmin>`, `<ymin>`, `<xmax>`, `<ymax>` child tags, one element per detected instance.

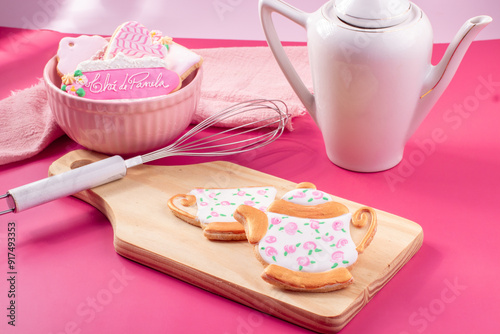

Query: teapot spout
<box><xmin>420</xmin><ymin>16</ymin><xmax>492</xmax><ymax>100</ymax></box>
<box><xmin>409</xmin><ymin>15</ymin><xmax>492</xmax><ymax>137</ymax></box>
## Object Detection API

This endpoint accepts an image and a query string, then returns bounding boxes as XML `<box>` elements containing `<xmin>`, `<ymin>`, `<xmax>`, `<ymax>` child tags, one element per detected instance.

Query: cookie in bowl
<box><xmin>43</xmin><ymin>21</ymin><xmax>203</xmax><ymax>155</ymax></box>
<box><xmin>56</xmin><ymin>21</ymin><xmax>203</xmax><ymax>100</ymax></box>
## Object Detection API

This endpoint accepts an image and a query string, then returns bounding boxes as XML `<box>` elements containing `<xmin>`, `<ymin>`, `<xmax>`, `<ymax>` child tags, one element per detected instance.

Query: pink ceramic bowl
<box><xmin>43</xmin><ymin>56</ymin><xmax>202</xmax><ymax>155</ymax></box>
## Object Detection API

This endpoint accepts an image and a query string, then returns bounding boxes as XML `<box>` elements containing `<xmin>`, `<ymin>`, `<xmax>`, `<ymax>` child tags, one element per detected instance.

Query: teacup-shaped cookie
<box><xmin>234</xmin><ymin>182</ymin><xmax>377</xmax><ymax>292</ymax></box>
<box><xmin>168</xmin><ymin>187</ymin><xmax>277</xmax><ymax>241</ymax></box>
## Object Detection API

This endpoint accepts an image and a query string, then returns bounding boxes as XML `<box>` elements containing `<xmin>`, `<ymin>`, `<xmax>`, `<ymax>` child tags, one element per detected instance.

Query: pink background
<box><xmin>0</xmin><ymin>1</ymin><xmax>499</xmax><ymax>333</ymax></box>
<box><xmin>0</xmin><ymin>0</ymin><xmax>498</xmax><ymax>42</ymax></box>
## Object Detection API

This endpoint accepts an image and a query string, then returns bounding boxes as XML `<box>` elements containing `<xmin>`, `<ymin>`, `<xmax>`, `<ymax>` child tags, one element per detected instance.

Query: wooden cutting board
<box><xmin>49</xmin><ymin>150</ymin><xmax>423</xmax><ymax>333</ymax></box>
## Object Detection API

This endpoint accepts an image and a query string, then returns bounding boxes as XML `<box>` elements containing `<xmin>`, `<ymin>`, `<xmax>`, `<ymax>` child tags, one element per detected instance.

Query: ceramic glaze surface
<box><xmin>259</xmin><ymin>0</ymin><xmax>492</xmax><ymax>172</ymax></box>
<box><xmin>309</xmin><ymin>3</ymin><xmax>432</xmax><ymax>171</ymax></box>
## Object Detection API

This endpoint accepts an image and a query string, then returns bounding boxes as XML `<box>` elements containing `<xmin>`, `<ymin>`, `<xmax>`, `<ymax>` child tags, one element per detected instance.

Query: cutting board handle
<box><xmin>7</xmin><ymin>150</ymin><xmax>125</xmax><ymax>213</ymax></box>
<box><xmin>49</xmin><ymin>150</ymin><xmax>113</xmax><ymax>176</ymax></box>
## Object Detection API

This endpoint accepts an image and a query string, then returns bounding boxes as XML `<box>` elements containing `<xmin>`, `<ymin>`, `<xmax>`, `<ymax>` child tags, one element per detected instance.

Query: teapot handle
<box><xmin>167</xmin><ymin>194</ymin><xmax>200</xmax><ymax>227</ymax></box>
<box><xmin>259</xmin><ymin>0</ymin><xmax>316</xmax><ymax>119</ymax></box>
<box><xmin>351</xmin><ymin>207</ymin><xmax>377</xmax><ymax>254</ymax></box>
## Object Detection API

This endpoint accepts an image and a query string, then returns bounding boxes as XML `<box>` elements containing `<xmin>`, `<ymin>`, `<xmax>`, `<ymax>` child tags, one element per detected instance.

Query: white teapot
<box><xmin>259</xmin><ymin>0</ymin><xmax>492</xmax><ymax>172</ymax></box>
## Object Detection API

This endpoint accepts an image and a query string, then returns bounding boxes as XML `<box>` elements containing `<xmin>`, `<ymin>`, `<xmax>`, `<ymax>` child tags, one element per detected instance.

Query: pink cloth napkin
<box><xmin>0</xmin><ymin>80</ymin><xmax>64</xmax><ymax>165</ymax></box>
<box><xmin>194</xmin><ymin>46</ymin><xmax>311</xmax><ymax>128</ymax></box>
<box><xmin>0</xmin><ymin>46</ymin><xmax>311</xmax><ymax>166</ymax></box>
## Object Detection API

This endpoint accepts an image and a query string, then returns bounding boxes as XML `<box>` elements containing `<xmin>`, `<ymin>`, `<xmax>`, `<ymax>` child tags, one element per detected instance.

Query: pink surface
<box><xmin>1</xmin><ymin>27</ymin><xmax>500</xmax><ymax>334</ymax></box>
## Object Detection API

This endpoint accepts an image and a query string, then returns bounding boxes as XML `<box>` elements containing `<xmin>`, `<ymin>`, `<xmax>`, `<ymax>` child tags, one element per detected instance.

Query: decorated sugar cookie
<box><xmin>104</xmin><ymin>22</ymin><xmax>202</xmax><ymax>80</ymax></box>
<box><xmin>168</xmin><ymin>187</ymin><xmax>277</xmax><ymax>241</ymax></box>
<box><xmin>234</xmin><ymin>182</ymin><xmax>377</xmax><ymax>292</ymax></box>
<box><xmin>104</xmin><ymin>21</ymin><xmax>168</xmax><ymax>60</ymax></box>
<box><xmin>60</xmin><ymin>55</ymin><xmax>181</xmax><ymax>100</ymax></box>
<box><xmin>55</xmin><ymin>21</ymin><xmax>202</xmax><ymax>100</ymax></box>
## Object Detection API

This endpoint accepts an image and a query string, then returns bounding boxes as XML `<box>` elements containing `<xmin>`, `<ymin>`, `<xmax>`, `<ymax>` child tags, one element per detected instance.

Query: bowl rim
<box><xmin>43</xmin><ymin>55</ymin><xmax>202</xmax><ymax>106</ymax></box>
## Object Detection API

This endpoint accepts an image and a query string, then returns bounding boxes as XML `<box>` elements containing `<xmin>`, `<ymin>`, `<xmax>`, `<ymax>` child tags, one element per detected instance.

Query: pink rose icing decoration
<box><xmin>332</xmin><ymin>221</ymin><xmax>344</xmax><ymax>231</ymax></box>
<box><xmin>294</xmin><ymin>191</ymin><xmax>306</xmax><ymax>199</ymax></box>
<box><xmin>311</xmin><ymin>191</ymin><xmax>324</xmax><ymax>199</ymax></box>
<box><xmin>75</xmin><ymin>75</ymin><xmax>88</xmax><ymax>85</ymax></box>
<box><xmin>331</xmin><ymin>251</ymin><xmax>344</xmax><ymax>263</ymax></box>
<box><xmin>284</xmin><ymin>245</ymin><xmax>296</xmax><ymax>254</ymax></box>
<box><xmin>336</xmin><ymin>238</ymin><xmax>349</xmax><ymax>248</ymax></box>
<box><xmin>265</xmin><ymin>247</ymin><xmax>278</xmax><ymax>257</ymax></box>
<box><xmin>282</xmin><ymin>187</ymin><xmax>333</xmax><ymax>206</ymax></box>
<box><xmin>322</xmin><ymin>235</ymin><xmax>334</xmax><ymax>242</ymax></box>
<box><xmin>309</xmin><ymin>220</ymin><xmax>320</xmax><ymax>230</ymax></box>
<box><xmin>64</xmin><ymin>84</ymin><xmax>82</xmax><ymax>96</ymax></box>
<box><xmin>265</xmin><ymin>236</ymin><xmax>277</xmax><ymax>243</ymax></box>
<box><xmin>303</xmin><ymin>241</ymin><xmax>317</xmax><ymax>250</ymax></box>
<box><xmin>297</xmin><ymin>257</ymin><xmax>311</xmax><ymax>267</ymax></box>
<box><xmin>271</xmin><ymin>217</ymin><xmax>282</xmax><ymax>225</ymax></box>
<box><xmin>150</xmin><ymin>30</ymin><xmax>162</xmax><ymax>44</ymax></box>
<box><xmin>304</xmin><ymin>241</ymin><xmax>317</xmax><ymax>256</ymax></box>
<box><xmin>284</xmin><ymin>222</ymin><xmax>298</xmax><ymax>235</ymax></box>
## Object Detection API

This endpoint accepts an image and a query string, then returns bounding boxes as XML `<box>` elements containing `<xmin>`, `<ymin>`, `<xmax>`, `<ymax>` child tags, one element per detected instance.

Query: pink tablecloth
<box><xmin>1</xmin><ymin>27</ymin><xmax>499</xmax><ymax>334</ymax></box>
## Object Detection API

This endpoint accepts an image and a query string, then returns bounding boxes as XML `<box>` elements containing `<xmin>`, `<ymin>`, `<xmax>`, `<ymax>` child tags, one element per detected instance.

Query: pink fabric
<box><xmin>194</xmin><ymin>47</ymin><xmax>309</xmax><ymax>128</ymax></box>
<box><xmin>0</xmin><ymin>80</ymin><xmax>64</xmax><ymax>165</ymax></box>
<box><xmin>0</xmin><ymin>46</ymin><xmax>309</xmax><ymax>165</ymax></box>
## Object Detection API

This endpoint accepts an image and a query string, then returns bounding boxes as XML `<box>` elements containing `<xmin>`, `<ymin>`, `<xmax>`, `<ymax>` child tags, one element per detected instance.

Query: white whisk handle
<box><xmin>6</xmin><ymin>156</ymin><xmax>127</xmax><ymax>213</ymax></box>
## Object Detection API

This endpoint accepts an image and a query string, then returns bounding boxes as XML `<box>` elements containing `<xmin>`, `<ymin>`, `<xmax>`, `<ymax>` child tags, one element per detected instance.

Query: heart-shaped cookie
<box><xmin>104</xmin><ymin>21</ymin><xmax>167</xmax><ymax>59</ymax></box>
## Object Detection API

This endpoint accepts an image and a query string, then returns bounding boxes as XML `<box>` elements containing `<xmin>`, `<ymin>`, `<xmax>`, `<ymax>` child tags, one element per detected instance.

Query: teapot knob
<box><xmin>335</xmin><ymin>0</ymin><xmax>411</xmax><ymax>28</ymax></box>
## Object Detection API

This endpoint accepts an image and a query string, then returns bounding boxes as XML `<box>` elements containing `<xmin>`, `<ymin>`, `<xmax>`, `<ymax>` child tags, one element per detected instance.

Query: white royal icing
<box><xmin>164</xmin><ymin>43</ymin><xmax>202</xmax><ymax>78</ymax></box>
<box><xmin>257</xmin><ymin>212</ymin><xmax>358</xmax><ymax>273</ymax></box>
<box><xmin>190</xmin><ymin>187</ymin><xmax>277</xmax><ymax>225</ymax></box>
<box><xmin>77</xmin><ymin>52</ymin><xmax>169</xmax><ymax>72</ymax></box>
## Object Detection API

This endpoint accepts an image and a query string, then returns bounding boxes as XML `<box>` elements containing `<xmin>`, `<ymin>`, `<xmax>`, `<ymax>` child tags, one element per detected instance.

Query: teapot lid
<box><xmin>335</xmin><ymin>0</ymin><xmax>412</xmax><ymax>28</ymax></box>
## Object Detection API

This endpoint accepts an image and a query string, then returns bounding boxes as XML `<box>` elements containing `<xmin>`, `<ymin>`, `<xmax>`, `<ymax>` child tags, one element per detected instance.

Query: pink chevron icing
<box><xmin>105</xmin><ymin>21</ymin><xmax>166</xmax><ymax>59</ymax></box>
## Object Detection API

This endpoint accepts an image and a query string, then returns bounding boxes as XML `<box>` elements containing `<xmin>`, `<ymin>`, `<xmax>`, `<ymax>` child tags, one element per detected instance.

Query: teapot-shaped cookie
<box><xmin>259</xmin><ymin>0</ymin><xmax>492</xmax><ymax>172</ymax></box>
<box><xmin>234</xmin><ymin>182</ymin><xmax>377</xmax><ymax>292</ymax></box>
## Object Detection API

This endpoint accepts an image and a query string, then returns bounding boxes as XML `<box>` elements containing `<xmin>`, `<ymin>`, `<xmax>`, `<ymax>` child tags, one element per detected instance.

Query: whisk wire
<box><xmin>140</xmin><ymin>99</ymin><xmax>289</xmax><ymax>163</ymax></box>
<box><xmin>170</xmin><ymin>114</ymin><xmax>283</xmax><ymax>153</ymax></box>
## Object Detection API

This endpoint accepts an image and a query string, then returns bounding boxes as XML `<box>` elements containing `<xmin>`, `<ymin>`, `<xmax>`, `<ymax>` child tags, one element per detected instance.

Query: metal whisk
<box><xmin>1</xmin><ymin>99</ymin><xmax>289</xmax><ymax>215</ymax></box>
